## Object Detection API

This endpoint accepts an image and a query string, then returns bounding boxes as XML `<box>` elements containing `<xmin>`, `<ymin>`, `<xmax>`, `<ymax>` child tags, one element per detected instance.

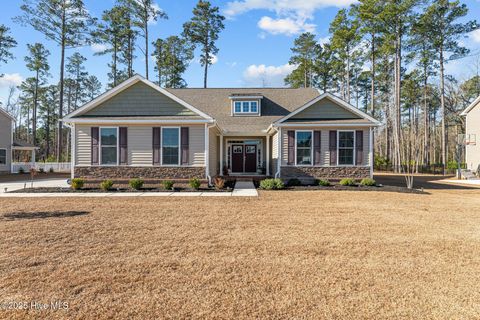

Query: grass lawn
<box><xmin>1</xmin><ymin>188</ymin><xmax>480</xmax><ymax>319</ymax></box>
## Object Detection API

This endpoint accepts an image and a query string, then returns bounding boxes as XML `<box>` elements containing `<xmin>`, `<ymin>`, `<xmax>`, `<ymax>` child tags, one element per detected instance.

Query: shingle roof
<box><xmin>166</xmin><ymin>88</ymin><xmax>320</xmax><ymax>133</ymax></box>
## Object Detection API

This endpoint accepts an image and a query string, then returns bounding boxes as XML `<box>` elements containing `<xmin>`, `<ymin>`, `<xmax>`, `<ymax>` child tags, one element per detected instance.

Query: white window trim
<box><xmin>99</xmin><ymin>127</ymin><xmax>119</xmax><ymax>166</ymax></box>
<box><xmin>0</xmin><ymin>148</ymin><xmax>7</xmax><ymax>165</ymax></box>
<box><xmin>295</xmin><ymin>130</ymin><xmax>313</xmax><ymax>166</ymax></box>
<box><xmin>232</xmin><ymin>100</ymin><xmax>260</xmax><ymax>115</ymax></box>
<box><xmin>161</xmin><ymin>126</ymin><xmax>181</xmax><ymax>166</ymax></box>
<box><xmin>337</xmin><ymin>130</ymin><xmax>356</xmax><ymax>166</ymax></box>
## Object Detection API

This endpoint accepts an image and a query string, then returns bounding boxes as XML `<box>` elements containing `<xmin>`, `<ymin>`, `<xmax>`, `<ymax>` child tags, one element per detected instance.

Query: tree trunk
<box><xmin>57</xmin><ymin>10</ymin><xmax>66</xmax><ymax>162</ymax></box>
<box><xmin>33</xmin><ymin>71</ymin><xmax>39</xmax><ymax>147</ymax></box>
<box><xmin>423</xmin><ymin>72</ymin><xmax>429</xmax><ymax>165</ymax></box>
<box><xmin>440</xmin><ymin>46</ymin><xmax>446</xmax><ymax>174</ymax></box>
<box><xmin>346</xmin><ymin>50</ymin><xmax>351</xmax><ymax>103</ymax></box>
<box><xmin>145</xmin><ymin>24</ymin><xmax>149</xmax><ymax>79</ymax></box>
<box><xmin>370</xmin><ymin>34</ymin><xmax>375</xmax><ymax>117</ymax></box>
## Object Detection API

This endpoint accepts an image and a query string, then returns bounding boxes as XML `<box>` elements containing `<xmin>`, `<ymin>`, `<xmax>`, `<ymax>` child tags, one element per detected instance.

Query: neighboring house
<box><xmin>461</xmin><ymin>96</ymin><xmax>480</xmax><ymax>173</ymax></box>
<box><xmin>0</xmin><ymin>108</ymin><xmax>14</xmax><ymax>173</ymax></box>
<box><xmin>63</xmin><ymin>75</ymin><xmax>380</xmax><ymax>182</ymax></box>
<box><xmin>0</xmin><ymin>108</ymin><xmax>37</xmax><ymax>174</ymax></box>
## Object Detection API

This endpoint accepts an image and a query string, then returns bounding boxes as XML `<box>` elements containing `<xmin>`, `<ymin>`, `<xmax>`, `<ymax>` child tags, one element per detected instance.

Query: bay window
<box><xmin>162</xmin><ymin>127</ymin><xmax>180</xmax><ymax>165</ymax></box>
<box><xmin>296</xmin><ymin>131</ymin><xmax>312</xmax><ymax>165</ymax></box>
<box><xmin>100</xmin><ymin>128</ymin><xmax>118</xmax><ymax>165</ymax></box>
<box><xmin>338</xmin><ymin>131</ymin><xmax>355</xmax><ymax>165</ymax></box>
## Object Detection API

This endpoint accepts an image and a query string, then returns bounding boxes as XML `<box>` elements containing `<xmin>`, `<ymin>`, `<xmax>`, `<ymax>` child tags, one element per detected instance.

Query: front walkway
<box><xmin>0</xmin><ymin>180</ymin><xmax>259</xmax><ymax>197</ymax></box>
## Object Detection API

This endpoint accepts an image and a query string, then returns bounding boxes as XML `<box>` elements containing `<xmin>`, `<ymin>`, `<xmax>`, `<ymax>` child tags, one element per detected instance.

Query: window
<box><xmin>162</xmin><ymin>127</ymin><xmax>180</xmax><ymax>165</ymax></box>
<box><xmin>0</xmin><ymin>149</ymin><xmax>6</xmax><ymax>165</ymax></box>
<box><xmin>338</xmin><ymin>131</ymin><xmax>355</xmax><ymax>165</ymax></box>
<box><xmin>100</xmin><ymin>128</ymin><xmax>117</xmax><ymax>165</ymax></box>
<box><xmin>234</xmin><ymin>101</ymin><xmax>241</xmax><ymax>113</ymax></box>
<box><xmin>232</xmin><ymin>101</ymin><xmax>260</xmax><ymax>114</ymax></box>
<box><xmin>296</xmin><ymin>131</ymin><xmax>312</xmax><ymax>165</ymax></box>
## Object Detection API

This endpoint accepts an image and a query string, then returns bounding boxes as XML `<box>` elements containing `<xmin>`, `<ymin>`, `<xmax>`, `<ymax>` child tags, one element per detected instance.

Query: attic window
<box><xmin>234</xmin><ymin>101</ymin><xmax>258</xmax><ymax>114</ymax></box>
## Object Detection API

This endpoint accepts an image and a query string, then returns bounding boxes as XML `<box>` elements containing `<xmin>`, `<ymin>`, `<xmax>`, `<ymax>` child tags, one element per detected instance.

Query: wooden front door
<box><xmin>244</xmin><ymin>145</ymin><xmax>257</xmax><ymax>173</ymax></box>
<box><xmin>232</xmin><ymin>145</ymin><xmax>244</xmax><ymax>173</ymax></box>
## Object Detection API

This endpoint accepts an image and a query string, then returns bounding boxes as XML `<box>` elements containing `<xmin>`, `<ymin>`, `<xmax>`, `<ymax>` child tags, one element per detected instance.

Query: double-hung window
<box><xmin>0</xmin><ymin>149</ymin><xmax>6</xmax><ymax>165</ymax></box>
<box><xmin>338</xmin><ymin>131</ymin><xmax>355</xmax><ymax>165</ymax></box>
<box><xmin>296</xmin><ymin>131</ymin><xmax>312</xmax><ymax>165</ymax></box>
<box><xmin>162</xmin><ymin>127</ymin><xmax>180</xmax><ymax>165</ymax></box>
<box><xmin>100</xmin><ymin>128</ymin><xmax>118</xmax><ymax>165</ymax></box>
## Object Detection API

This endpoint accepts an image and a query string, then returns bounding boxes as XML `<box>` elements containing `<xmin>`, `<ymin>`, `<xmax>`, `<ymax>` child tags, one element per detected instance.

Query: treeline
<box><xmin>284</xmin><ymin>0</ymin><xmax>479</xmax><ymax>171</ymax></box>
<box><xmin>0</xmin><ymin>0</ymin><xmax>225</xmax><ymax>162</ymax></box>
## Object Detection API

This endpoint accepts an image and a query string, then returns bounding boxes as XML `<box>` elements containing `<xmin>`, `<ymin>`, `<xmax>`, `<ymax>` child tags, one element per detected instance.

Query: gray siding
<box><xmin>289</xmin><ymin>98</ymin><xmax>361</xmax><ymax>120</ymax></box>
<box><xmin>466</xmin><ymin>102</ymin><xmax>480</xmax><ymax>171</ymax></box>
<box><xmin>0</xmin><ymin>112</ymin><xmax>12</xmax><ymax>172</ymax></box>
<box><xmin>75</xmin><ymin>124</ymin><xmax>205</xmax><ymax>167</ymax></box>
<box><xmin>82</xmin><ymin>82</ymin><xmax>198</xmax><ymax>117</ymax></box>
<box><xmin>281</xmin><ymin>127</ymin><xmax>371</xmax><ymax>166</ymax></box>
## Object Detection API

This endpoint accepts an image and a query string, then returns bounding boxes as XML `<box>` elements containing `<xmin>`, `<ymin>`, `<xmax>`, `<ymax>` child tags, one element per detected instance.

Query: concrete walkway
<box><xmin>438</xmin><ymin>179</ymin><xmax>480</xmax><ymax>186</ymax></box>
<box><xmin>0</xmin><ymin>180</ymin><xmax>259</xmax><ymax>197</ymax></box>
<box><xmin>0</xmin><ymin>178</ymin><xmax>69</xmax><ymax>193</ymax></box>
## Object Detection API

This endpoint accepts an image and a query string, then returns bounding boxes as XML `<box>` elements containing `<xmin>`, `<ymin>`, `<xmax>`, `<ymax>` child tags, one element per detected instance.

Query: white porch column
<box><xmin>266</xmin><ymin>135</ymin><xmax>270</xmax><ymax>176</ymax></box>
<box><xmin>31</xmin><ymin>149</ymin><xmax>36</xmax><ymax>169</ymax></box>
<box><xmin>219</xmin><ymin>134</ymin><xmax>224</xmax><ymax>176</ymax></box>
<box><xmin>369</xmin><ymin>127</ymin><xmax>373</xmax><ymax>178</ymax></box>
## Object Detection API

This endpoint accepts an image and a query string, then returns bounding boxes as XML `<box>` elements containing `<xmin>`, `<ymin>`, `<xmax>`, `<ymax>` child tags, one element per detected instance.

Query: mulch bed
<box><xmin>255</xmin><ymin>182</ymin><xmax>426</xmax><ymax>194</ymax></box>
<box><xmin>9</xmin><ymin>186</ymin><xmax>233</xmax><ymax>193</ymax></box>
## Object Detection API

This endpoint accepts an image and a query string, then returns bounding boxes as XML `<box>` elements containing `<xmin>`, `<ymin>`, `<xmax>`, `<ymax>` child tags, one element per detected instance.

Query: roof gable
<box><xmin>64</xmin><ymin>75</ymin><xmax>212</xmax><ymax>120</ymax></box>
<box><xmin>276</xmin><ymin>93</ymin><xmax>380</xmax><ymax>125</ymax></box>
<box><xmin>0</xmin><ymin>108</ymin><xmax>14</xmax><ymax>121</ymax></box>
<box><xmin>461</xmin><ymin>95</ymin><xmax>480</xmax><ymax>116</ymax></box>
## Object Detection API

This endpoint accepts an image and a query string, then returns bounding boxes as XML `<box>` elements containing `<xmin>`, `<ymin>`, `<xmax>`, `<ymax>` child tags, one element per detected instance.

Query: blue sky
<box><xmin>1</xmin><ymin>0</ymin><xmax>480</xmax><ymax>105</ymax></box>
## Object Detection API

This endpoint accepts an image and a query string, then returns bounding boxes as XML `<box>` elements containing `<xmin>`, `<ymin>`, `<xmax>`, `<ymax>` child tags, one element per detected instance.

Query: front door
<box><xmin>245</xmin><ymin>145</ymin><xmax>257</xmax><ymax>173</ymax></box>
<box><xmin>232</xmin><ymin>145</ymin><xmax>244</xmax><ymax>173</ymax></box>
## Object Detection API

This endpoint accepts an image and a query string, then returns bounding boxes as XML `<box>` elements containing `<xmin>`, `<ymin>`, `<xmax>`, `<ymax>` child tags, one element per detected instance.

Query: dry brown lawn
<box><xmin>1</xmin><ymin>189</ymin><xmax>480</xmax><ymax>319</ymax></box>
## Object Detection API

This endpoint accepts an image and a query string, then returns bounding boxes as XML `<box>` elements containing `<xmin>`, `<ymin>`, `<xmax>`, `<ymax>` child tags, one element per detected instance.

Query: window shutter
<box><xmin>287</xmin><ymin>130</ymin><xmax>295</xmax><ymax>165</ymax></box>
<box><xmin>119</xmin><ymin>127</ymin><xmax>128</xmax><ymax>165</ymax></box>
<box><xmin>356</xmin><ymin>130</ymin><xmax>364</xmax><ymax>165</ymax></box>
<box><xmin>152</xmin><ymin>127</ymin><xmax>161</xmax><ymax>165</ymax></box>
<box><xmin>91</xmin><ymin>127</ymin><xmax>99</xmax><ymax>165</ymax></box>
<box><xmin>314</xmin><ymin>131</ymin><xmax>321</xmax><ymax>166</ymax></box>
<box><xmin>329</xmin><ymin>131</ymin><xmax>337</xmax><ymax>166</ymax></box>
<box><xmin>181</xmin><ymin>127</ymin><xmax>189</xmax><ymax>165</ymax></box>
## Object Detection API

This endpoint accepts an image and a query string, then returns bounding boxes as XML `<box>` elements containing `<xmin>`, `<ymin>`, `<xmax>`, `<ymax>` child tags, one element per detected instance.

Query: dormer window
<box><xmin>230</xmin><ymin>94</ymin><xmax>263</xmax><ymax>116</ymax></box>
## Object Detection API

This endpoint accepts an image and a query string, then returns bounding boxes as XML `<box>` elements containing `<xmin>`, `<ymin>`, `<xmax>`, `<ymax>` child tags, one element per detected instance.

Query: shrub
<box><xmin>129</xmin><ymin>178</ymin><xmax>144</xmax><ymax>190</ymax></box>
<box><xmin>38</xmin><ymin>167</ymin><xmax>45</xmax><ymax>173</ymax></box>
<box><xmin>213</xmin><ymin>176</ymin><xmax>225</xmax><ymax>190</ymax></box>
<box><xmin>189</xmin><ymin>178</ymin><xmax>201</xmax><ymax>190</ymax></box>
<box><xmin>100</xmin><ymin>180</ymin><xmax>114</xmax><ymax>191</ymax></box>
<box><xmin>260</xmin><ymin>178</ymin><xmax>285</xmax><ymax>190</ymax></box>
<box><xmin>318</xmin><ymin>179</ymin><xmax>331</xmax><ymax>187</ymax></box>
<box><xmin>71</xmin><ymin>178</ymin><xmax>85</xmax><ymax>190</ymax></box>
<box><xmin>339</xmin><ymin>178</ymin><xmax>356</xmax><ymax>186</ymax></box>
<box><xmin>18</xmin><ymin>167</ymin><xmax>25</xmax><ymax>174</ymax></box>
<box><xmin>162</xmin><ymin>180</ymin><xmax>174</xmax><ymax>190</ymax></box>
<box><xmin>288</xmin><ymin>178</ymin><xmax>302</xmax><ymax>186</ymax></box>
<box><xmin>49</xmin><ymin>167</ymin><xmax>54</xmax><ymax>173</ymax></box>
<box><xmin>360</xmin><ymin>178</ymin><xmax>376</xmax><ymax>186</ymax></box>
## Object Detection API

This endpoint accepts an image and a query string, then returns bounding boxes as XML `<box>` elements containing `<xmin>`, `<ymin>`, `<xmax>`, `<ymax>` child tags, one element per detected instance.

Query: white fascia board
<box><xmin>275</xmin><ymin>92</ymin><xmax>381</xmax><ymax>126</ymax></box>
<box><xmin>62</xmin><ymin>118</ymin><xmax>215</xmax><ymax>124</ymax></box>
<box><xmin>274</xmin><ymin>123</ymin><xmax>377</xmax><ymax>128</ymax></box>
<box><xmin>63</xmin><ymin>75</ymin><xmax>213</xmax><ymax>121</ymax></box>
<box><xmin>461</xmin><ymin>95</ymin><xmax>480</xmax><ymax>116</ymax></box>
<box><xmin>229</xmin><ymin>96</ymin><xmax>264</xmax><ymax>100</ymax></box>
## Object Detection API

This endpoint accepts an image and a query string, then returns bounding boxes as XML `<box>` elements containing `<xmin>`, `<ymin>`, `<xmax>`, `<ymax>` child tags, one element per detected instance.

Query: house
<box><xmin>0</xmin><ymin>108</ymin><xmax>37</xmax><ymax>174</ymax></box>
<box><xmin>63</xmin><ymin>75</ymin><xmax>380</xmax><ymax>182</ymax></box>
<box><xmin>461</xmin><ymin>96</ymin><xmax>480</xmax><ymax>174</ymax></box>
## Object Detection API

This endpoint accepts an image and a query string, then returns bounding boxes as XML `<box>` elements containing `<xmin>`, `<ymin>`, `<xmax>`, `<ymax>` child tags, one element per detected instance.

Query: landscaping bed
<box><xmin>9</xmin><ymin>180</ymin><xmax>236</xmax><ymax>193</ymax></box>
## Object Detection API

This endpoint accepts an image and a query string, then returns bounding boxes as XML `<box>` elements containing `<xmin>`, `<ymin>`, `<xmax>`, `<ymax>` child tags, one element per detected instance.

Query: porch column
<box><xmin>219</xmin><ymin>134</ymin><xmax>224</xmax><ymax>176</ymax></box>
<box><xmin>31</xmin><ymin>149</ymin><xmax>36</xmax><ymax>169</ymax></box>
<box><xmin>266</xmin><ymin>135</ymin><xmax>270</xmax><ymax>176</ymax></box>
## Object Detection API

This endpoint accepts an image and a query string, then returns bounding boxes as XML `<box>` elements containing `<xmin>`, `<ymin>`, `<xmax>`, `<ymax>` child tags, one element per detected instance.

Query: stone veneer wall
<box><xmin>74</xmin><ymin>166</ymin><xmax>206</xmax><ymax>180</ymax></box>
<box><xmin>281</xmin><ymin>166</ymin><xmax>371</xmax><ymax>180</ymax></box>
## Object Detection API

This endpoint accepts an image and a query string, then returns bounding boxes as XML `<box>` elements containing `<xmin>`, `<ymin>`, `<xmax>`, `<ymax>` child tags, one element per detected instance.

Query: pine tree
<box><xmin>0</xmin><ymin>24</ymin><xmax>17</xmax><ymax>76</ymax></box>
<box><xmin>84</xmin><ymin>75</ymin><xmax>102</xmax><ymax>101</ymax></box>
<box><xmin>183</xmin><ymin>0</ymin><xmax>225</xmax><ymax>88</ymax></box>
<box><xmin>24</xmin><ymin>43</ymin><xmax>50</xmax><ymax>146</ymax></box>
<box><xmin>284</xmin><ymin>32</ymin><xmax>321</xmax><ymax>88</ymax></box>
<box><xmin>66</xmin><ymin>52</ymin><xmax>88</xmax><ymax>112</ymax></box>
<box><xmin>15</xmin><ymin>0</ymin><xmax>94</xmax><ymax>162</ymax></box>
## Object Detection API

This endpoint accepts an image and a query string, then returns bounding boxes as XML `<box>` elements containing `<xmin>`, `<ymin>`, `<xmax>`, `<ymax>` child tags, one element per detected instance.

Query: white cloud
<box><xmin>224</xmin><ymin>0</ymin><xmax>355</xmax><ymax>19</ymax></box>
<box><xmin>0</xmin><ymin>73</ymin><xmax>24</xmax><ymax>88</ymax></box>
<box><xmin>91</xmin><ymin>43</ymin><xmax>109</xmax><ymax>53</ymax></box>
<box><xmin>471</xmin><ymin>29</ymin><xmax>480</xmax><ymax>43</ymax></box>
<box><xmin>243</xmin><ymin>63</ymin><xmax>296</xmax><ymax>87</ymax></box>
<box><xmin>226</xmin><ymin>61</ymin><xmax>238</xmax><ymax>67</ymax></box>
<box><xmin>258</xmin><ymin>16</ymin><xmax>315</xmax><ymax>36</ymax></box>
<box><xmin>211</xmin><ymin>54</ymin><xmax>218</xmax><ymax>65</ymax></box>
<box><xmin>149</xmin><ymin>3</ymin><xmax>166</xmax><ymax>25</ymax></box>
